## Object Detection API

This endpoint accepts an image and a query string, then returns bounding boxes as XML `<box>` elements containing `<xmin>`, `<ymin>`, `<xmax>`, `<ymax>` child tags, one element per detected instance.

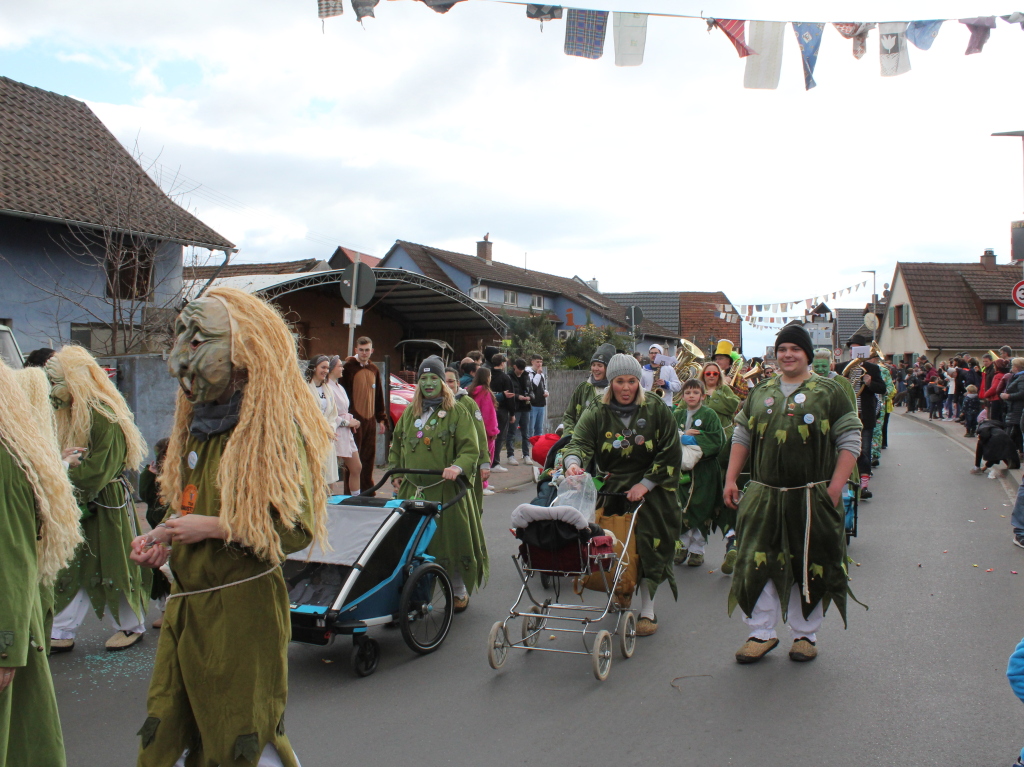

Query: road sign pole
<box><xmin>347</xmin><ymin>253</ymin><xmax>360</xmax><ymax>358</ymax></box>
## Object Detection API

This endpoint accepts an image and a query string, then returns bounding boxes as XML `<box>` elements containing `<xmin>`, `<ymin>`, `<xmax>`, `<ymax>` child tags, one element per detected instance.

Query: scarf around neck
<box><xmin>190</xmin><ymin>390</ymin><xmax>243</xmax><ymax>442</ymax></box>
<box><xmin>589</xmin><ymin>374</ymin><xmax>609</xmax><ymax>389</ymax></box>
<box><xmin>421</xmin><ymin>397</ymin><xmax>443</xmax><ymax>411</ymax></box>
<box><xmin>607</xmin><ymin>399</ymin><xmax>638</xmax><ymax>419</ymax></box>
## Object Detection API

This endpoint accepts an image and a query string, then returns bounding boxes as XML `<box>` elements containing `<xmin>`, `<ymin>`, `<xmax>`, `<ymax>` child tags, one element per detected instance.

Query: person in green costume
<box><xmin>445</xmin><ymin>366</ymin><xmax>490</xmax><ymax>512</ymax></box>
<box><xmin>674</xmin><ymin>378</ymin><xmax>726</xmax><ymax>569</ymax></box>
<box><xmin>389</xmin><ymin>356</ymin><xmax>488</xmax><ymax>613</ymax></box>
<box><xmin>811</xmin><ymin>349</ymin><xmax>857</xmax><ymax>407</ymax></box>
<box><xmin>47</xmin><ymin>345</ymin><xmax>151</xmax><ymax>653</ymax></box>
<box><xmin>130</xmin><ymin>286</ymin><xmax>332</xmax><ymax>767</ymax></box>
<box><xmin>0</xmin><ymin>358</ymin><xmax>82</xmax><ymax>767</ymax></box>
<box><xmin>870</xmin><ymin>347</ymin><xmax>896</xmax><ymax>465</ymax></box>
<box><xmin>698</xmin><ymin>360</ymin><xmax>743</xmax><ymax>570</ymax></box>
<box><xmin>725</xmin><ymin>325</ymin><xmax>862</xmax><ymax>665</ymax></box>
<box><xmin>564</xmin><ymin>354</ymin><xmax>682</xmax><ymax>638</ymax></box>
<box><xmin>559</xmin><ymin>342</ymin><xmax>616</xmax><ymax>438</ymax></box>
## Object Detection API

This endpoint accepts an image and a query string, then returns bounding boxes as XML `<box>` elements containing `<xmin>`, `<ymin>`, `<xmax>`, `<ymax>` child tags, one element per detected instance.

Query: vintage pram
<box><xmin>486</xmin><ymin>492</ymin><xmax>641</xmax><ymax>681</ymax></box>
<box><xmin>283</xmin><ymin>469</ymin><xmax>467</xmax><ymax>677</ymax></box>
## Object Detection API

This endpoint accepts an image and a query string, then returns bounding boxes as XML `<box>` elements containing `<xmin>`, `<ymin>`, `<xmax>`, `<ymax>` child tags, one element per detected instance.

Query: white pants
<box><xmin>742</xmin><ymin>580</ymin><xmax>824</xmax><ymax>643</ymax></box>
<box><xmin>449</xmin><ymin>568</ymin><xmax>468</xmax><ymax>598</ymax></box>
<box><xmin>174</xmin><ymin>744</ymin><xmax>298</xmax><ymax>767</ymax></box>
<box><xmin>51</xmin><ymin>587</ymin><xmax>145</xmax><ymax>640</ymax></box>
<box><xmin>679</xmin><ymin>528</ymin><xmax>706</xmax><ymax>554</ymax></box>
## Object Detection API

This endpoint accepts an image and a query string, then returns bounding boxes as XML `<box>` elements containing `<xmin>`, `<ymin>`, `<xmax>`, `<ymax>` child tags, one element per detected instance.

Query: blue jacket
<box><xmin>1007</xmin><ymin>637</ymin><xmax>1024</xmax><ymax>703</ymax></box>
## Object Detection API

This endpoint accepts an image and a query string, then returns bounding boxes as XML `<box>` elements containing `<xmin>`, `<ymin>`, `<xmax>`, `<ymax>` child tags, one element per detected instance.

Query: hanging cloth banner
<box><xmin>417</xmin><ymin>0</ymin><xmax>464</xmax><ymax>13</ymax></box>
<box><xmin>351</xmin><ymin>0</ymin><xmax>379</xmax><ymax>21</ymax></box>
<box><xmin>613</xmin><ymin>12</ymin><xmax>648</xmax><ymax>66</ymax></box>
<box><xmin>318</xmin><ymin>0</ymin><xmax>345</xmax><ymax>17</ymax></box>
<box><xmin>879</xmin><ymin>21</ymin><xmax>911</xmax><ymax>76</ymax></box>
<box><xmin>1003</xmin><ymin>12</ymin><xmax>1024</xmax><ymax>28</ymax></box>
<box><xmin>960</xmin><ymin>17</ymin><xmax>997</xmax><ymax>54</ymax></box>
<box><xmin>710</xmin><ymin>18</ymin><xmax>755</xmax><ymax>57</ymax></box>
<box><xmin>906</xmin><ymin>19</ymin><xmax>944</xmax><ymax>50</ymax></box>
<box><xmin>744</xmin><ymin>20</ymin><xmax>786</xmax><ymax>89</ymax></box>
<box><xmin>792</xmin><ymin>22</ymin><xmax>825</xmax><ymax>90</ymax></box>
<box><xmin>832</xmin><ymin>22</ymin><xmax>875</xmax><ymax>59</ymax></box>
<box><xmin>565</xmin><ymin>9</ymin><xmax>609</xmax><ymax>59</ymax></box>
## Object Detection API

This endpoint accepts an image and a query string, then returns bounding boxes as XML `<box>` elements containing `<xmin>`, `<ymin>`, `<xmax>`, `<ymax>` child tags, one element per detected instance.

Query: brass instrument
<box><xmin>843</xmin><ymin>357</ymin><xmax>866</xmax><ymax>414</ymax></box>
<box><xmin>741</xmin><ymin>362</ymin><xmax>763</xmax><ymax>381</ymax></box>
<box><xmin>723</xmin><ymin>355</ymin><xmax>743</xmax><ymax>387</ymax></box>
<box><xmin>672</xmin><ymin>340</ymin><xmax>706</xmax><ymax>406</ymax></box>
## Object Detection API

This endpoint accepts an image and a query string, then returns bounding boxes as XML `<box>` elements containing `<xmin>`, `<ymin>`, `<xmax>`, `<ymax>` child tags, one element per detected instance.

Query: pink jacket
<box><xmin>471</xmin><ymin>385</ymin><xmax>500</xmax><ymax>437</ymax></box>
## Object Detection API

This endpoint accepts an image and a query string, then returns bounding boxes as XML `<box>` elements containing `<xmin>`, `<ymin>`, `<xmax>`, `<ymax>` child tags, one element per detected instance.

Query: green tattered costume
<box><xmin>0</xmin><ymin>443</ymin><xmax>66</xmax><ymax>767</ymax></box>
<box><xmin>565</xmin><ymin>397</ymin><xmax>683</xmax><ymax>597</ymax></box>
<box><xmin>389</xmin><ymin>403</ymin><xmax>489</xmax><ymax>594</ymax></box>
<box><xmin>728</xmin><ymin>374</ymin><xmax>862</xmax><ymax>623</ymax></box>
<box><xmin>674</xmin><ymin>404</ymin><xmax>726</xmax><ymax>538</ymax></box>
<box><xmin>704</xmin><ymin>386</ymin><xmax>740</xmax><ymax>472</ymax></box>
<box><xmin>53</xmin><ymin>409</ymin><xmax>150</xmax><ymax>624</ymax></box>
<box><xmin>139</xmin><ymin>429</ymin><xmax>314</xmax><ymax>767</ymax></box>
<box><xmin>561</xmin><ymin>378</ymin><xmax>605</xmax><ymax>437</ymax></box>
<box><xmin>454</xmin><ymin>391</ymin><xmax>490</xmax><ymax>512</ymax></box>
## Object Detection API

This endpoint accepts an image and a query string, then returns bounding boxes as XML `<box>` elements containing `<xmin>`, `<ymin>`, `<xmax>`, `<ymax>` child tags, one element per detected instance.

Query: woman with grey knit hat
<box><xmin>560</xmin><ymin>343</ymin><xmax>616</xmax><ymax>438</ymax></box>
<box><xmin>563</xmin><ymin>353</ymin><xmax>683</xmax><ymax>636</ymax></box>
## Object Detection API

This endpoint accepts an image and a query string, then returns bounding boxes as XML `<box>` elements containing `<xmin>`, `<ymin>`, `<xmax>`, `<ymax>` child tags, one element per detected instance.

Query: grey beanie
<box><xmin>605</xmin><ymin>353</ymin><xmax>643</xmax><ymax>382</ymax></box>
<box><xmin>591</xmin><ymin>342</ymin><xmax>616</xmax><ymax>366</ymax></box>
<box><xmin>418</xmin><ymin>355</ymin><xmax>446</xmax><ymax>380</ymax></box>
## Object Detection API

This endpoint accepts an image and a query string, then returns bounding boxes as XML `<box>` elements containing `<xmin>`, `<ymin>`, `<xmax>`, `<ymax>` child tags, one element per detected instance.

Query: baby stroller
<box><xmin>284</xmin><ymin>469</ymin><xmax>467</xmax><ymax>677</ymax></box>
<box><xmin>486</xmin><ymin>491</ymin><xmax>641</xmax><ymax>681</ymax></box>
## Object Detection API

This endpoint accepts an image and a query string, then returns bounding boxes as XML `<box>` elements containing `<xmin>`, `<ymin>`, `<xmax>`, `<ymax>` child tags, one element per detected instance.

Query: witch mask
<box><xmin>168</xmin><ymin>296</ymin><xmax>234</xmax><ymax>404</ymax></box>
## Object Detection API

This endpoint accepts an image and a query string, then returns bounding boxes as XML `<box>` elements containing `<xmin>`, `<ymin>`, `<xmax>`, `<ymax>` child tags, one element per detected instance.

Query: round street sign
<box><xmin>834</xmin><ymin>347</ymin><xmax>843</xmax><ymax>359</ymax></box>
<box><xmin>1013</xmin><ymin>280</ymin><xmax>1024</xmax><ymax>309</ymax></box>
<box><xmin>339</xmin><ymin>263</ymin><xmax>377</xmax><ymax>308</ymax></box>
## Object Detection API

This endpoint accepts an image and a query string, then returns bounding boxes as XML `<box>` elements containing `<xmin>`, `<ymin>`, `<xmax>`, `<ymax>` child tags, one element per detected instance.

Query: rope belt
<box><xmin>166</xmin><ymin>567</ymin><xmax>278</xmax><ymax>601</ymax></box>
<box><xmin>748</xmin><ymin>480</ymin><xmax>829</xmax><ymax>605</ymax></box>
<box><xmin>405</xmin><ymin>478</ymin><xmax>446</xmax><ymax>499</ymax></box>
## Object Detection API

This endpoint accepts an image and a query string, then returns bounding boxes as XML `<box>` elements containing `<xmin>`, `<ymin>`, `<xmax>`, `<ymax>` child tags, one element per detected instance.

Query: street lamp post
<box><xmin>992</xmin><ymin>130</ymin><xmax>1024</xmax><ymax>351</ymax></box>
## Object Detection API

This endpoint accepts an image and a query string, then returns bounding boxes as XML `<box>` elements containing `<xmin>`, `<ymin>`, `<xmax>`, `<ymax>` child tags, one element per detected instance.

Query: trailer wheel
<box><xmin>351</xmin><ymin>637</ymin><xmax>380</xmax><ymax>677</ymax></box>
<box><xmin>399</xmin><ymin>562</ymin><xmax>453</xmax><ymax>655</ymax></box>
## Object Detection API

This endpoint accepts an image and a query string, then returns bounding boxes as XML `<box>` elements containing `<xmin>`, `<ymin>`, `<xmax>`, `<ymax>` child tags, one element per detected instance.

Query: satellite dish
<box><xmin>863</xmin><ymin>313</ymin><xmax>879</xmax><ymax>331</ymax></box>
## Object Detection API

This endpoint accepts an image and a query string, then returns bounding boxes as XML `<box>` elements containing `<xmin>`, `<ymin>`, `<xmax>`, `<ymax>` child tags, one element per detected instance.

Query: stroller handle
<box><xmin>362</xmin><ymin>468</ymin><xmax>470</xmax><ymax>513</ymax></box>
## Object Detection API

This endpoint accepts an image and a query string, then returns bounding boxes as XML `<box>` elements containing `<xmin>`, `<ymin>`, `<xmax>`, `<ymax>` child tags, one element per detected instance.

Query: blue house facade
<box><xmin>379</xmin><ymin>239</ymin><xmax>678</xmax><ymax>351</ymax></box>
<box><xmin>0</xmin><ymin>76</ymin><xmax>234</xmax><ymax>355</ymax></box>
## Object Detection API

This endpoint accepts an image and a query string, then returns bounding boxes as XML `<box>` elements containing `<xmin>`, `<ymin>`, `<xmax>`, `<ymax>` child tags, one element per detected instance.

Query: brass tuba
<box><xmin>672</xmin><ymin>340</ymin><xmax>706</xmax><ymax>406</ymax></box>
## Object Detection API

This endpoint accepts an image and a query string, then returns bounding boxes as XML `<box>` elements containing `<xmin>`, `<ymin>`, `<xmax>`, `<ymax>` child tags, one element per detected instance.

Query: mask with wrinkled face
<box><xmin>45</xmin><ymin>357</ymin><xmax>70</xmax><ymax>410</ymax></box>
<box><xmin>168</xmin><ymin>297</ymin><xmax>234</xmax><ymax>404</ymax></box>
<box><xmin>811</xmin><ymin>358</ymin><xmax>831</xmax><ymax>377</ymax></box>
<box><xmin>418</xmin><ymin>373</ymin><xmax>443</xmax><ymax>399</ymax></box>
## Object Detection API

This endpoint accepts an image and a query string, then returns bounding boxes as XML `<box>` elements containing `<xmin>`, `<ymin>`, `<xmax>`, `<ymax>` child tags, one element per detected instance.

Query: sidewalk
<box><xmin>899</xmin><ymin>409</ymin><xmax>1024</xmax><ymax>490</ymax></box>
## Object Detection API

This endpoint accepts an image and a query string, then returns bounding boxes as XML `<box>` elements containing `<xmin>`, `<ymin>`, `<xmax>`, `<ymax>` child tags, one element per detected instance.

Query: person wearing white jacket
<box><xmin>643</xmin><ymin>344</ymin><xmax>680</xmax><ymax>407</ymax></box>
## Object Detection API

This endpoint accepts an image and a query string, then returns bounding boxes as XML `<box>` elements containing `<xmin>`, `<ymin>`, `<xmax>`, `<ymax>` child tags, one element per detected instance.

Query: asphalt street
<box><xmin>52</xmin><ymin>413</ymin><xmax>1024</xmax><ymax>766</ymax></box>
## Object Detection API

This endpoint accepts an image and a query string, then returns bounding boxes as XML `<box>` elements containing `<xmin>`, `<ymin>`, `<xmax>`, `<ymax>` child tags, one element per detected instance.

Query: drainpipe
<box><xmin>195</xmin><ymin>249</ymin><xmax>232</xmax><ymax>300</ymax></box>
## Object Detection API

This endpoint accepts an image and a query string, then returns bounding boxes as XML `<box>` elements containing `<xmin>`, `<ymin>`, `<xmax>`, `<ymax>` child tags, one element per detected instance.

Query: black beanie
<box><xmin>774</xmin><ymin>325</ymin><xmax>813</xmax><ymax>363</ymax></box>
<box><xmin>591</xmin><ymin>343</ymin><xmax>616</xmax><ymax>366</ymax></box>
<box><xmin>483</xmin><ymin>345</ymin><xmax>500</xmax><ymax>365</ymax></box>
<box><xmin>418</xmin><ymin>355</ymin><xmax>446</xmax><ymax>380</ymax></box>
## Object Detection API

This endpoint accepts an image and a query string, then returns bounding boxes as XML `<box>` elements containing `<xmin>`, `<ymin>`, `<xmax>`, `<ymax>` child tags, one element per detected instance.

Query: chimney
<box><xmin>981</xmin><ymin>248</ymin><xmax>997</xmax><ymax>270</ymax></box>
<box><xmin>586</xmin><ymin>277</ymin><xmax>599</xmax><ymax>292</ymax></box>
<box><xmin>477</xmin><ymin>234</ymin><xmax>492</xmax><ymax>263</ymax></box>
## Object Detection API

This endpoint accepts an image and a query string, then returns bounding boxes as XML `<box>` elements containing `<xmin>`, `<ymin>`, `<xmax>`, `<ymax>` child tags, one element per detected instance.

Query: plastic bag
<box><xmin>553</xmin><ymin>472</ymin><xmax>597</xmax><ymax>523</ymax></box>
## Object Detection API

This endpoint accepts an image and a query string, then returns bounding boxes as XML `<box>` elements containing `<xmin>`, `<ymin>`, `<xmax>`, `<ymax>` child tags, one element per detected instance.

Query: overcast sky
<box><xmin>3</xmin><ymin>1</ymin><xmax>1024</xmax><ymax>353</ymax></box>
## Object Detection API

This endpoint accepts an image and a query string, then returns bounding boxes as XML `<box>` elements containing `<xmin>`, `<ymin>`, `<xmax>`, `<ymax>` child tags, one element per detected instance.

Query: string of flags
<box><xmin>709</xmin><ymin>280</ymin><xmax>870</xmax><ymax>327</ymax></box>
<box><xmin>317</xmin><ymin>0</ymin><xmax>1024</xmax><ymax>89</ymax></box>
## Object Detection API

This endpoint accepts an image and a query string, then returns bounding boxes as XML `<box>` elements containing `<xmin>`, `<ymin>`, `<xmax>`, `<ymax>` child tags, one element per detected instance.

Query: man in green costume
<box><xmin>674</xmin><ymin>378</ymin><xmax>727</xmax><ymax>569</ymax></box>
<box><xmin>445</xmin><ymin>366</ymin><xmax>490</xmax><ymax>512</ymax></box>
<box><xmin>0</xmin><ymin>359</ymin><xmax>82</xmax><ymax>767</ymax></box>
<box><xmin>47</xmin><ymin>345</ymin><xmax>151</xmax><ymax>653</ymax></box>
<box><xmin>559</xmin><ymin>342</ymin><xmax>615</xmax><ymax>438</ymax></box>
<box><xmin>131</xmin><ymin>286</ymin><xmax>331</xmax><ymax>767</ymax></box>
<box><xmin>389</xmin><ymin>357</ymin><xmax>488</xmax><ymax>612</ymax></box>
<box><xmin>725</xmin><ymin>325</ymin><xmax>862</xmax><ymax>664</ymax></box>
<box><xmin>811</xmin><ymin>349</ymin><xmax>857</xmax><ymax>407</ymax></box>
<box><xmin>564</xmin><ymin>354</ymin><xmax>682</xmax><ymax>637</ymax></box>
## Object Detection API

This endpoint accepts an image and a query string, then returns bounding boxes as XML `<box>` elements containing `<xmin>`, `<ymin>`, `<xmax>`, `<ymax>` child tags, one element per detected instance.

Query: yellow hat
<box><xmin>714</xmin><ymin>339</ymin><xmax>734</xmax><ymax>357</ymax></box>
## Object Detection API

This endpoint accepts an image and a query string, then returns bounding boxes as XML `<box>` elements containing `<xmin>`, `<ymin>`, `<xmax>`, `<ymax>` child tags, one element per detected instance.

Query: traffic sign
<box><xmin>1013</xmin><ymin>280</ymin><xmax>1024</xmax><ymax>309</ymax></box>
<box><xmin>834</xmin><ymin>347</ymin><xmax>842</xmax><ymax>359</ymax></box>
<box><xmin>339</xmin><ymin>263</ymin><xmax>377</xmax><ymax>307</ymax></box>
<box><xmin>625</xmin><ymin>305</ymin><xmax>644</xmax><ymax>327</ymax></box>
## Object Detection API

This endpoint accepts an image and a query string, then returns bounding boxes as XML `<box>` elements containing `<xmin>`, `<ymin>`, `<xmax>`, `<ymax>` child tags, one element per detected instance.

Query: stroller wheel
<box><xmin>351</xmin><ymin>637</ymin><xmax>380</xmax><ymax>677</ymax></box>
<box><xmin>540</xmin><ymin>573</ymin><xmax>551</xmax><ymax>590</ymax></box>
<box><xmin>487</xmin><ymin>621</ymin><xmax>510</xmax><ymax>670</ymax></box>
<box><xmin>399</xmin><ymin>563</ymin><xmax>454</xmax><ymax>655</ymax></box>
<box><xmin>521</xmin><ymin>606</ymin><xmax>546</xmax><ymax>649</ymax></box>
<box><xmin>591</xmin><ymin>630</ymin><xmax>612</xmax><ymax>681</ymax></box>
<box><xmin>619</xmin><ymin>612</ymin><xmax>636</xmax><ymax>659</ymax></box>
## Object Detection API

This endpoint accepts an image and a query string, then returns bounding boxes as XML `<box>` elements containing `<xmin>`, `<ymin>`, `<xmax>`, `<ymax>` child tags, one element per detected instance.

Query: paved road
<box><xmin>53</xmin><ymin>414</ymin><xmax>1024</xmax><ymax>766</ymax></box>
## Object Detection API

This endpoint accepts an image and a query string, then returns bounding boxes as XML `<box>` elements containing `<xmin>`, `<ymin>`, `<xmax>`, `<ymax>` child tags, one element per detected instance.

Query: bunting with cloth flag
<box><xmin>565</xmin><ymin>8</ymin><xmax>608</xmax><ymax>58</ymax></box>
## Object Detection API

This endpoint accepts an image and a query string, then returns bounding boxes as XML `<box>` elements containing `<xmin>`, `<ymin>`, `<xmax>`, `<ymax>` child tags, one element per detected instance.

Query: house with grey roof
<box><xmin>377</xmin><ymin>238</ymin><xmax>679</xmax><ymax>350</ymax></box>
<box><xmin>0</xmin><ymin>75</ymin><xmax>234</xmax><ymax>354</ymax></box>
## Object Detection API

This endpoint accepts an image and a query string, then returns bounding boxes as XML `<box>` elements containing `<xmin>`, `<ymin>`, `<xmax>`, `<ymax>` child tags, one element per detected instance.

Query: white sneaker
<box><xmin>491</xmin><ymin>464</ymin><xmax>509</xmax><ymax>473</ymax></box>
<box><xmin>523</xmin><ymin>456</ymin><xmax>535</xmax><ymax>466</ymax></box>
<box><xmin>507</xmin><ymin>457</ymin><xmax>520</xmax><ymax>466</ymax></box>
<box><xmin>482</xmin><ymin>488</ymin><xmax>495</xmax><ymax>496</ymax></box>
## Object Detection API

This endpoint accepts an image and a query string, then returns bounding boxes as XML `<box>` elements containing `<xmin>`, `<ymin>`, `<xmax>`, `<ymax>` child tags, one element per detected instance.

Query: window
<box><xmin>531</xmin><ymin>294</ymin><xmax>544</xmax><ymax>310</ymax></box>
<box><xmin>503</xmin><ymin>290</ymin><xmax>517</xmax><ymax>306</ymax></box>
<box><xmin>105</xmin><ymin>244</ymin><xmax>154</xmax><ymax>301</ymax></box>
<box><xmin>70</xmin><ymin>324</ymin><xmax>93</xmax><ymax>349</ymax></box>
<box><xmin>889</xmin><ymin>304</ymin><xmax>910</xmax><ymax>328</ymax></box>
<box><xmin>984</xmin><ymin>303</ymin><xmax>1018</xmax><ymax>322</ymax></box>
<box><xmin>471</xmin><ymin>284</ymin><xmax>488</xmax><ymax>302</ymax></box>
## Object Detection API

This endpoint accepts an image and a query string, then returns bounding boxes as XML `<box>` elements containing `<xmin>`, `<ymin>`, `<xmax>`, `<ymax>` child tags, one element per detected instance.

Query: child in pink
<box><xmin>470</xmin><ymin>367</ymin><xmax>500</xmax><ymax>483</ymax></box>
